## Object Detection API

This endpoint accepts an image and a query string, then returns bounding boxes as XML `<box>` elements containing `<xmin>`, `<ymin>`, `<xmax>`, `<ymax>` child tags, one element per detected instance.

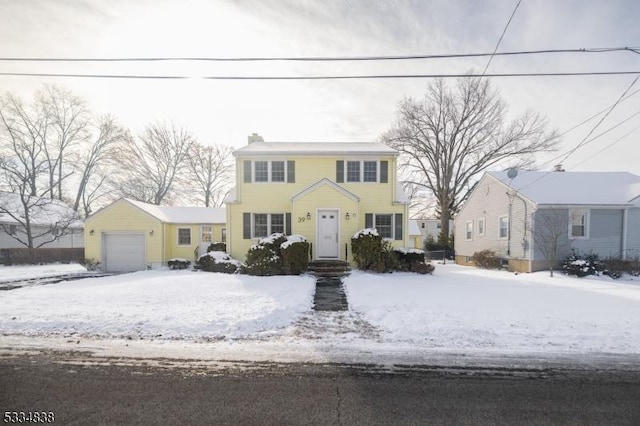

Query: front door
<box><xmin>317</xmin><ymin>209</ymin><xmax>339</xmax><ymax>258</ymax></box>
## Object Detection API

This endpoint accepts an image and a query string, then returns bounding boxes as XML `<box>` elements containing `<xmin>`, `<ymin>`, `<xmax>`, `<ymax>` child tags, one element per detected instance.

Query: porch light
<box><xmin>149</xmin><ymin>230</ymin><xmax>154</xmax><ymax>236</ymax></box>
<box><xmin>345</xmin><ymin>212</ymin><xmax>350</xmax><ymax>220</ymax></box>
<box><xmin>89</xmin><ymin>229</ymin><xmax>94</xmax><ymax>236</ymax></box>
<box><xmin>306</xmin><ymin>212</ymin><xmax>311</xmax><ymax>220</ymax></box>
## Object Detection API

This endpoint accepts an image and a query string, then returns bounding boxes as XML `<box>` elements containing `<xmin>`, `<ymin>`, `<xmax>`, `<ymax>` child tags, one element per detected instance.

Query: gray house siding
<box><xmin>571</xmin><ymin>209</ymin><xmax>623</xmax><ymax>258</ymax></box>
<box><xmin>625</xmin><ymin>207</ymin><xmax>640</xmax><ymax>258</ymax></box>
<box><xmin>531</xmin><ymin>208</ymin><xmax>570</xmax><ymax>269</ymax></box>
<box><xmin>0</xmin><ymin>223</ymin><xmax>84</xmax><ymax>249</ymax></box>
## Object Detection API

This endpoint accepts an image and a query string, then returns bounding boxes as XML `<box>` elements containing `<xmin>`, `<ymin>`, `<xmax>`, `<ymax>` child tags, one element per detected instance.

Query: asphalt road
<box><xmin>2</xmin><ymin>352</ymin><xmax>640</xmax><ymax>425</ymax></box>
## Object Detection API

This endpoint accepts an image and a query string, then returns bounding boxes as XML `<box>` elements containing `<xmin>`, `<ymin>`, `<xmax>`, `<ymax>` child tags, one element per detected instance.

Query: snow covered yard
<box><xmin>0</xmin><ymin>270</ymin><xmax>315</xmax><ymax>340</ymax></box>
<box><xmin>345</xmin><ymin>264</ymin><xmax>640</xmax><ymax>355</ymax></box>
<box><xmin>0</xmin><ymin>263</ymin><xmax>88</xmax><ymax>282</ymax></box>
<box><xmin>1</xmin><ymin>263</ymin><xmax>640</xmax><ymax>365</ymax></box>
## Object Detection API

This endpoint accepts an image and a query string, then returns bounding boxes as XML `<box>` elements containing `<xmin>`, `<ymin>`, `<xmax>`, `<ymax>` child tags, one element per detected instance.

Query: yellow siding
<box><xmin>84</xmin><ymin>199</ymin><xmax>163</xmax><ymax>265</ymax></box>
<box><xmin>228</xmin><ymin>155</ymin><xmax>408</xmax><ymax>262</ymax></box>
<box><xmin>85</xmin><ymin>199</ymin><xmax>227</xmax><ymax>266</ymax></box>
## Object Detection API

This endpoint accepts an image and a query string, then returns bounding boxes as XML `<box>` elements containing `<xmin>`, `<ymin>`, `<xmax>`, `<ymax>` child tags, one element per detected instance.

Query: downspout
<box><xmin>622</xmin><ymin>208</ymin><xmax>628</xmax><ymax>260</ymax></box>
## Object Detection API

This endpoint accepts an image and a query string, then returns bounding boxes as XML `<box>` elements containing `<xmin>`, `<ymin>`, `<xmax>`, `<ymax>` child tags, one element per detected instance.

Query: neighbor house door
<box><xmin>317</xmin><ymin>209</ymin><xmax>339</xmax><ymax>258</ymax></box>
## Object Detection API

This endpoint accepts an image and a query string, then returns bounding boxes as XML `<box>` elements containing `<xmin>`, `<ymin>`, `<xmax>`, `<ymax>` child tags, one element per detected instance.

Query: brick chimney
<box><xmin>248</xmin><ymin>133</ymin><xmax>264</xmax><ymax>144</ymax></box>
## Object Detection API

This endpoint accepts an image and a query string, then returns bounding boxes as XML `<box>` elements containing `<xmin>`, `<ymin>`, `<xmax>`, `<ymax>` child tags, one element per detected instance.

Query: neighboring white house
<box><xmin>414</xmin><ymin>218</ymin><xmax>454</xmax><ymax>243</ymax></box>
<box><xmin>454</xmin><ymin>170</ymin><xmax>640</xmax><ymax>272</ymax></box>
<box><xmin>0</xmin><ymin>192</ymin><xmax>84</xmax><ymax>250</ymax></box>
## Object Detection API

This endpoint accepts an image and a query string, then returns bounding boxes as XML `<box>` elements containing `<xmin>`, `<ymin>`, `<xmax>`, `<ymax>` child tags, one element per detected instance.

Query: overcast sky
<box><xmin>1</xmin><ymin>0</ymin><xmax>639</xmax><ymax>175</ymax></box>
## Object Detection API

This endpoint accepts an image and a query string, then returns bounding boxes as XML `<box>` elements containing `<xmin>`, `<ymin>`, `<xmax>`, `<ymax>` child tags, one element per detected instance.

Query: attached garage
<box><xmin>103</xmin><ymin>233</ymin><xmax>146</xmax><ymax>272</ymax></box>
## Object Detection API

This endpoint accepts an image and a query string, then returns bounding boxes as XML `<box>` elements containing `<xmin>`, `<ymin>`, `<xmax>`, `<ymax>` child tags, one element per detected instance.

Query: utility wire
<box><xmin>0</xmin><ymin>47</ymin><xmax>636</xmax><ymax>62</ymax></box>
<box><xmin>568</xmin><ymin>124</ymin><xmax>640</xmax><ymax>170</ymax></box>
<box><xmin>482</xmin><ymin>0</ymin><xmax>523</xmax><ymax>75</ymax></box>
<box><xmin>1</xmin><ymin>71</ymin><xmax>639</xmax><ymax>80</ymax></box>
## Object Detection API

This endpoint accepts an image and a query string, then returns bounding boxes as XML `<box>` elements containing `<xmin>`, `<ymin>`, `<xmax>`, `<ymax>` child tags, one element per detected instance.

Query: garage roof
<box><xmin>126</xmin><ymin>199</ymin><xmax>226</xmax><ymax>224</ymax></box>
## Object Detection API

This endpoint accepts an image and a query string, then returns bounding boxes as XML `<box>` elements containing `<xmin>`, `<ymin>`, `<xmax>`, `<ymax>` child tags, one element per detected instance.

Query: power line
<box><xmin>1</xmin><ymin>71</ymin><xmax>640</xmax><ymax>80</ymax></box>
<box><xmin>482</xmin><ymin>0</ymin><xmax>523</xmax><ymax>75</ymax></box>
<box><xmin>568</xmin><ymin>124</ymin><xmax>640</xmax><ymax>170</ymax></box>
<box><xmin>0</xmin><ymin>47</ymin><xmax>636</xmax><ymax>63</ymax></box>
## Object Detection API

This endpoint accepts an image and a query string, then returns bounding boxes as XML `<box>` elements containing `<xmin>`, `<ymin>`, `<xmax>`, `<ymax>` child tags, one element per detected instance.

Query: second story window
<box><xmin>271</xmin><ymin>161</ymin><xmax>285</xmax><ymax>182</ymax></box>
<box><xmin>254</xmin><ymin>161</ymin><xmax>269</xmax><ymax>182</ymax></box>
<box><xmin>337</xmin><ymin>160</ymin><xmax>388</xmax><ymax>183</ymax></box>
<box><xmin>363</xmin><ymin>161</ymin><xmax>377</xmax><ymax>182</ymax></box>
<box><xmin>347</xmin><ymin>161</ymin><xmax>361</xmax><ymax>182</ymax></box>
<box><xmin>245</xmin><ymin>160</ymin><xmax>295</xmax><ymax>183</ymax></box>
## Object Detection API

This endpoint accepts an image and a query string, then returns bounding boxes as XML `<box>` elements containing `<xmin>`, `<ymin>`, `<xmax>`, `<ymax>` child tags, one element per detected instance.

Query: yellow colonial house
<box><xmin>225</xmin><ymin>140</ymin><xmax>410</xmax><ymax>263</ymax></box>
<box><xmin>84</xmin><ymin>198</ymin><xmax>225</xmax><ymax>272</ymax></box>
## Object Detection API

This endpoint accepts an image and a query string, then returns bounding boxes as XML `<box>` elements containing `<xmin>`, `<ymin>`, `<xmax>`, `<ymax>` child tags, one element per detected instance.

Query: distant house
<box><xmin>414</xmin><ymin>218</ymin><xmax>454</xmax><ymax>243</ymax></box>
<box><xmin>408</xmin><ymin>220</ymin><xmax>423</xmax><ymax>249</ymax></box>
<box><xmin>224</xmin><ymin>139</ymin><xmax>410</xmax><ymax>263</ymax></box>
<box><xmin>84</xmin><ymin>198</ymin><xmax>225</xmax><ymax>272</ymax></box>
<box><xmin>454</xmin><ymin>170</ymin><xmax>640</xmax><ymax>272</ymax></box>
<box><xmin>0</xmin><ymin>192</ymin><xmax>83</xmax><ymax>250</ymax></box>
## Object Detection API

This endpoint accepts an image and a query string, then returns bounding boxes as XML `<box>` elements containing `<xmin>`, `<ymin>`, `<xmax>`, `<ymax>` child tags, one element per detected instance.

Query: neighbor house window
<box><xmin>499</xmin><ymin>216</ymin><xmax>509</xmax><ymax>239</ymax></box>
<box><xmin>569</xmin><ymin>209</ymin><xmax>588</xmax><ymax>238</ymax></box>
<box><xmin>375</xmin><ymin>214</ymin><xmax>393</xmax><ymax>239</ymax></box>
<box><xmin>201</xmin><ymin>226</ymin><xmax>212</xmax><ymax>243</ymax></box>
<box><xmin>178</xmin><ymin>228</ymin><xmax>192</xmax><ymax>245</ymax></box>
<box><xmin>8</xmin><ymin>224</ymin><xmax>17</xmax><ymax>236</ymax></box>
<box><xmin>254</xmin><ymin>161</ymin><xmax>269</xmax><ymax>182</ymax></box>
<box><xmin>363</xmin><ymin>161</ymin><xmax>377</xmax><ymax>182</ymax></box>
<box><xmin>465</xmin><ymin>221</ymin><xmax>473</xmax><ymax>240</ymax></box>
<box><xmin>477</xmin><ymin>218</ymin><xmax>485</xmax><ymax>236</ymax></box>
<box><xmin>347</xmin><ymin>161</ymin><xmax>361</xmax><ymax>182</ymax></box>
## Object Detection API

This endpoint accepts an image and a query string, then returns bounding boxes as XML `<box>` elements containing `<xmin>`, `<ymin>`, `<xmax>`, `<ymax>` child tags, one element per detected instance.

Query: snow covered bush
<box><xmin>471</xmin><ymin>250</ymin><xmax>501</xmax><ymax>269</ymax></box>
<box><xmin>281</xmin><ymin>235</ymin><xmax>310</xmax><ymax>275</ymax></box>
<box><xmin>351</xmin><ymin>228</ymin><xmax>398</xmax><ymax>273</ymax></box>
<box><xmin>195</xmin><ymin>251</ymin><xmax>242</xmax><ymax>274</ymax></box>
<box><xmin>562</xmin><ymin>250</ymin><xmax>602</xmax><ymax>277</ymax></box>
<box><xmin>243</xmin><ymin>233</ymin><xmax>287</xmax><ymax>276</ymax></box>
<box><xmin>206</xmin><ymin>242</ymin><xmax>226</xmax><ymax>252</ymax></box>
<box><xmin>168</xmin><ymin>258</ymin><xmax>191</xmax><ymax>270</ymax></box>
<box><xmin>394</xmin><ymin>248</ymin><xmax>434</xmax><ymax>274</ymax></box>
<box><xmin>601</xmin><ymin>257</ymin><xmax>640</xmax><ymax>279</ymax></box>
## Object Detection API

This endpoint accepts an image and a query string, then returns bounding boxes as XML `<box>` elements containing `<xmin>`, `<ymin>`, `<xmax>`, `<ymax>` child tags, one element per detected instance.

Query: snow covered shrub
<box><xmin>206</xmin><ymin>242</ymin><xmax>226</xmax><ymax>252</ymax></box>
<box><xmin>243</xmin><ymin>233</ymin><xmax>287</xmax><ymax>276</ymax></box>
<box><xmin>195</xmin><ymin>251</ymin><xmax>242</xmax><ymax>274</ymax></box>
<box><xmin>602</xmin><ymin>257</ymin><xmax>640</xmax><ymax>279</ymax></box>
<box><xmin>81</xmin><ymin>258</ymin><xmax>101</xmax><ymax>271</ymax></box>
<box><xmin>351</xmin><ymin>229</ymin><xmax>398</xmax><ymax>273</ymax></box>
<box><xmin>471</xmin><ymin>250</ymin><xmax>501</xmax><ymax>269</ymax></box>
<box><xmin>394</xmin><ymin>248</ymin><xmax>434</xmax><ymax>274</ymax></box>
<box><xmin>168</xmin><ymin>258</ymin><xmax>191</xmax><ymax>270</ymax></box>
<box><xmin>281</xmin><ymin>235</ymin><xmax>310</xmax><ymax>275</ymax></box>
<box><xmin>562</xmin><ymin>250</ymin><xmax>602</xmax><ymax>277</ymax></box>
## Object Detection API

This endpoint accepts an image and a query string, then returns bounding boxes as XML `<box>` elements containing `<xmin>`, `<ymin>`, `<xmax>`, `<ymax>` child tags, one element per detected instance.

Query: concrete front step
<box><xmin>308</xmin><ymin>260</ymin><xmax>351</xmax><ymax>278</ymax></box>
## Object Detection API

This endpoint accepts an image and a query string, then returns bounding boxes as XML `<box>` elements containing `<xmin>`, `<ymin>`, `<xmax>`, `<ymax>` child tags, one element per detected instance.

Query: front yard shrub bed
<box><xmin>352</xmin><ymin>228</ymin><xmax>433</xmax><ymax>274</ymax></box>
<box><xmin>168</xmin><ymin>258</ymin><xmax>191</xmax><ymax>270</ymax></box>
<box><xmin>281</xmin><ymin>235</ymin><xmax>310</xmax><ymax>275</ymax></box>
<box><xmin>562</xmin><ymin>250</ymin><xmax>602</xmax><ymax>277</ymax></box>
<box><xmin>195</xmin><ymin>251</ymin><xmax>242</xmax><ymax>274</ymax></box>
<box><xmin>471</xmin><ymin>250</ymin><xmax>501</xmax><ymax>269</ymax></box>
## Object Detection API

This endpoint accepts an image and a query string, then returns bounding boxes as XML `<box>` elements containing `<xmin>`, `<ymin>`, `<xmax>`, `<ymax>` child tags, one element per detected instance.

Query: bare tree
<box><xmin>187</xmin><ymin>143</ymin><xmax>233</xmax><ymax>207</ymax></box>
<box><xmin>39</xmin><ymin>85</ymin><xmax>90</xmax><ymax>200</ymax></box>
<box><xmin>116</xmin><ymin>122</ymin><xmax>196</xmax><ymax>205</ymax></box>
<box><xmin>0</xmin><ymin>192</ymin><xmax>79</xmax><ymax>254</ymax></box>
<box><xmin>532</xmin><ymin>209</ymin><xmax>568</xmax><ymax>277</ymax></box>
<box><xmin>382</xmin><ymin>77</ymin><xmax>558</xmax><ymax>242</ymax></box>
<box><xmin>73</xmin><ymin>115</ymin><xmax>129</xmax><ymax>216</ymax></box>
<box><xmin>0</xmin><ymin>93</ymin><xmax>50</xmax><ymax>197</ymax></box>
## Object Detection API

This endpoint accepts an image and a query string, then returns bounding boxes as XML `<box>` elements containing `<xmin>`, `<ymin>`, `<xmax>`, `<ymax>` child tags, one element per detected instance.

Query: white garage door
<box><xmin>103</xmin><ymin>233</ymin><xmax>146</xmax><ymax>272</ymax></box>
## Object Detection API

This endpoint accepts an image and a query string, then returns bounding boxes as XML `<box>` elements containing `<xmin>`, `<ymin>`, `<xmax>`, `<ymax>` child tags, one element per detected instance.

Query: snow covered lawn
<box><xmin>1</xmin><ymin>263</ymin><xmax>640</xmax><ymax>364</ymax></box>
<box><xmin>345</xmin><ymin>264</ymin><xmax>640</xmax><ymax>355</ymax></box>
<box><xmin>0</xmin><ymin>263</ymin><xmax>88</xmax><ymax>282</ymax></box>
<box><xmin>0</xmin><ymin>270</ymin><xmax>315</xmax><ymax>340</ymax></box>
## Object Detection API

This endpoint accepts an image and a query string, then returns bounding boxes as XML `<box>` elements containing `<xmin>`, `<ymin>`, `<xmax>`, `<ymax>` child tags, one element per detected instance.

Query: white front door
<box><xmin>317</xmin><ymin>209</ymin><xmax>339</xmax><ymax>258</ymax></box>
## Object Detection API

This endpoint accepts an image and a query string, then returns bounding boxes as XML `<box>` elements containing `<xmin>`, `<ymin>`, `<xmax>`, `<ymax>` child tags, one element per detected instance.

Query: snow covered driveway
<box><xmin>1</xmin><ymin>263</ymin><xmax>640</xmax><ymax>362</ymax></box>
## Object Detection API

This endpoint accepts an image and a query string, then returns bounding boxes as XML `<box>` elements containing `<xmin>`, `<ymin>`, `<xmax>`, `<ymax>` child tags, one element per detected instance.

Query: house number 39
<box><xmin>297</xmin><ymin>217</ymin><xmax>306</xmax><ymax>223</ymax></box>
